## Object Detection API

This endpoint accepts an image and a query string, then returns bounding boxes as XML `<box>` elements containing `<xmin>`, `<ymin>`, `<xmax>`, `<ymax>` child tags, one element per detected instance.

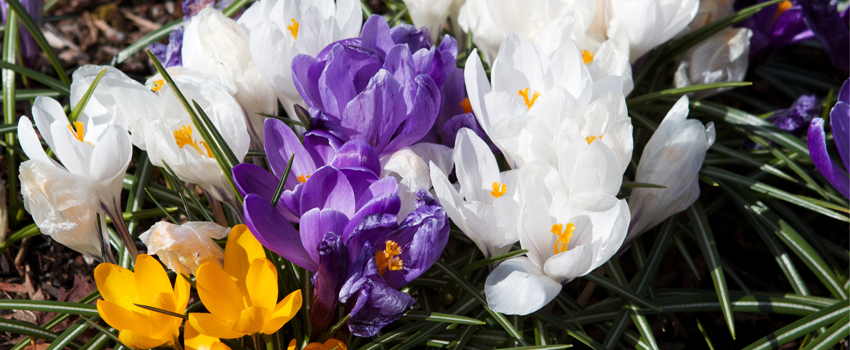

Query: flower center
<box><xmin>581</xmin><ymin>50</ymin><xmax>594</xmax><ymax>64</ymax></box>
<box><xmin>517</xmin><ymin>88</ymin><xmax>541</xmax><ymax>109</ymax></box>
<box><xmin>772</xmin><ymin>1</ymin><xmax>792</xmax><ymax>25</ymax></box>
<box><xmin>297</xmin><ymin>174</ymin><xmax>311</xmax><ymax>183</ymax></box>
<box><xmin>490</xmin><ymin>182</ymin><xmax>507</xmax><ymax>198</ymax></box>
<box><xmin>375</xmin><ymin>240</ymin><xmax>403</xmax><ymax>276</ymax></box>
<box><xmin>174</xmin><ymin>124</ymin><xmax>214</xmax><ymax>158</ymax></box>
<box><xmin>152</xmin><ymin>79</ymin><xmax>164</xmax><ymax>92</ymax></box>
<box><xmin>551</xmin><ymin>223</ymin><xmax>575</xmax><ymax>255</ymax></box>
<box><xmin>287</xmin><ymin>19</ymin><xmax>300</xmax><ymax>39</ymax></box>
<box><xmin>67</xmin><ymin>121</ymin><xmax>86</xmax><ymax>143</ymax></box>
<box><xmin>585</xmin><ymin>134</ymin><xmax>603</xmax><ymax>145</ymax></box>
<box><xmin>460</xmin><ymin>98</ymin><xmax>473</xmax><ymax>114</ymax></box>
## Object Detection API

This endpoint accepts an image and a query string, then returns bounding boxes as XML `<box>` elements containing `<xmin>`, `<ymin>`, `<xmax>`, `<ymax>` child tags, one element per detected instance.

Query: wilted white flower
<box><xmin>625</xmin><ymin>96</ymin><xmax>716</xmax><ymax>245</ymax></box>
<box><xmin>140</xmin><ymin>221</ymin><xmax>230</xmax><ymax>275</ymax></box>
<box><xmin>674</xmin><ymin>27</ymin><xmax>753</xmax><ymax>99</ymax></box>
<box><xmin>381</xmin><ymin>143</ymin><xmax>454</xmax><ymax>222</ymax></box>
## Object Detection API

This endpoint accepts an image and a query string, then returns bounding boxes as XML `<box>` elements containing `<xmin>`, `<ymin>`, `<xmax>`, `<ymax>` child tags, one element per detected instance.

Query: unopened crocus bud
<box><xmin>625</xmin><ymin>96</ymin><xmax>715</xmax><ymax>245</ymax></box>
<box><xmin>139</xmin><ymin>221</ymin><xmax>230</xmax><ymax>275</ymax></box>
<box><xmin>674</xmin><ymin>27</ymin><xmax>753</xmax><ymax>99</ymax></box>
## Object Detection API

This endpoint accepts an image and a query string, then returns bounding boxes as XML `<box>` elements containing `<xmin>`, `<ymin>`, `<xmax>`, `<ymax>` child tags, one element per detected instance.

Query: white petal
<box><xmin>31</xmin><ymin>96</ymin><xmax>66</xmax><ymax>152</ymax></box>
<box><xmin>89</xmin><ymin>125</ymin><xmax>132</xmax><ymax>207</ymax></box>
<box><xmin>454</xmin><ymin>128</ymin><xmax>501</xmax><ymax>203</ymax></box>
<box><xmin>484</xmin><ymin>256</ymin><xmax>562</xmax><ymax>315</ymax></box>
<box><xmin>518</xmin><ymin>194</ymin><xmax>553</xmax><ymax>269</ymax></box>
<box><xmin>491</xmin><ymin>31</ymin><xmax>546</xmax><ymax>97</ymax></box>
<box><xmin>409</xmin><ymin>143</ymin><xmax>454</xmax><ymax>177</ymax></box>
<box><xmin>17</xmin><ymin>118</ymin><xmax>55</xmax><ymax>166</ymax></box>
<box><xmin>464</xmin><ymin>49</ymin><xmax>494</xmax><ymax>132</ymax></box>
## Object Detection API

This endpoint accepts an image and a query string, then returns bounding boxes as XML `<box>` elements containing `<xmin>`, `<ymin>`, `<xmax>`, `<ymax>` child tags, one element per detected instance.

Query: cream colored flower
<box><xmin>140</xmin><ymin>221</ymin><xmax>230</xmax><ymax>275</ymax></box>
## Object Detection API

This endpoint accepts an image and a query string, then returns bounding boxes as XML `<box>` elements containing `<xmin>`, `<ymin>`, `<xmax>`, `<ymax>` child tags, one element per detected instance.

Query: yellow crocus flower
<box><xmin>185</xmin><ymin>322</ymin><xmax>231</xmax><ymax>350</ymax></box>
<box><xmin>94</xmin><ymin>254</ymin><xmax>190</xmax><ymax>349</ymax></box>
<box><xmin>189</xmin><ymin>225</ymin><xmax>302</xmax><ymax>338</ymax></box>
<box><xmin>288</xmin><ymin>339</ymin><xmax>346</xmax><ymax>350</ymax></box>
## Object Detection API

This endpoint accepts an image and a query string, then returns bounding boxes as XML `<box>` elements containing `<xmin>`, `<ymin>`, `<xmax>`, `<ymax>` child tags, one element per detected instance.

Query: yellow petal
<box><xmin>185</xmin><ymin>320</ymin><xmax>230</xmax><ymax>350</ymax></box>
<box><xmin>134</xmin><ymin>255</ymin><xmax>174</xmax><ymax>304</ymax></box>
<box><xmin>146</xmin><ymin>292</ymin><xmax>181</xmax><ymax>341</ymax></box>
<box><xmin>174</xmin><ymin>273</ymin><xmax>191</xmax><ymax>312</ymax></box>
<box><xmin>287</xmin><ymin>339</ymin><xmax>297</xmax><ymax>350</ymax></box>
<box><xmin>196</xmin><ymin>261</ymin><xmax>244</xmax><ymax>323</ymax></box>
<box><xmin>324</xmin><ymin>339</ymin><xmax>346</xmax><ymax>350</ymax></box>
<box><xmin>233</xmin><ymin>305</ymin><xmax>270</xmax><ymax>335</ymax></box>
<box><xmin>261</xmin><ymin>289</ymin><xmax>302</xmax><ymax>334</ymax></box>
<box><xmin>245</xmin><ymin>258</ymin><xmax>277</xmax><ymax>311</ymax></box>
<box><xmin>223</xmin><ymin>225</ymin><xmax>266</xmax><ymax>285</ymax></box>
<box><xmin>189</xmin><ymin>313</ymin><xmax>245</xmax><ymax>339</ymax></box>
<box><xmin>94</xmin><ymin>263</ymin><xmax>137</xmax><ymax>310</ymax></box>
<box><xmin>118</xmin><ymin>329</ymin><xmax>169</xmax><ymax>350</ymax></box>
<box><xmin>96</xmin><ymin>300</ymin><xmax>150</xmax><ymax>337</ymax></box>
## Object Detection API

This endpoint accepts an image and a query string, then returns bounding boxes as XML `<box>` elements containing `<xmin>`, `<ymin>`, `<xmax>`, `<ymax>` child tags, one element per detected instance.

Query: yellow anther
<box><xmin>152</xmin><ymin>80</ymin><xmax>165</xmax><ymax>92</ymax></box>
<box><xmin>173</xmin><ymin>124</ymin><xmax>212</xmax><ymax>157</ymax></box>
<box><xmin>287</xmin><ymin>19</ymin><xmax>300</xmax><ymax>39</ymax></box>
<box><xmin>581</xmin><ymin>49</ymin><xmax>594</xmax><ymax>64</ymax></box>
<box><xmin>551</xmin><ymin>223</ymin><xmax>575</xmax><ymax>255</ymax></box>
<box><xmin>200</xmin><ymin>141</ymin><xmax>215</xmax><ymax>159</ymax></box>
<box><xmin>297</xmin><ymin>174</ymin><xmax>311</xmax><ymax>183</ymax></box>
<box><xmin>704</xmin><ymin>12</ymin><xmax>713</xmax><ymax>26</ymax></box>
<box><xmin>67</xmin><ymin>121</ymin><xmax>86</xmax><ymax>143</ymax></box>
<box><xmin>772</xmin><ymin>1</ymin><xmax>792</xmax><ymax>25</ymax></box>
<box><xmin>375</xmin><ymin>240</ymin><xmax>403</xmax><ymax>276</ymax></box>
<box><xmin>460</xmin><ymin>98</ymin><xmax>473</xmax><ymax>114</ymax></box>
<box><xmin>585</xmin><ymin>134</ymin><xmax>602</xmax><ymax>145</ymax></box>
<box><xmin>518</xmin><ymin>88</ymin><xmax>542</xmax><ymax>109</ymax></box>
<box><xmin>490</xmin><ymin>182</ymin><xmax>507</xmax><ymax>198</ymax></box>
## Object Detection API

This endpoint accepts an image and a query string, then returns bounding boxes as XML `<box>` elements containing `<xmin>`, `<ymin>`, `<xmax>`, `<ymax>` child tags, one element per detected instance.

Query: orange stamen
<box><xmin>287</xmin><ymin>19</ymin><xmax>300</xmax><ymax>39</ymax></box>
<box><xmin>518</xmin><ymin>88</ymin><xmax>542</xmax><ymax>109</ymax></box>
<box><xmin>581</xmin><ymin>49</ymin><xmax>594</xmax><ymax>64</ymax></box>
<box><xmin>551</xmin><ymin>223</ymin><xmax>575</xmax><ymax>255</ymax></box>
<box><xmin>297</xmin><ymin>174</ymin><xmax>311</xmax><ymax>183</ymax></box>
<box><xmin>490</xmin><ymin>182</ymin><xmax>507</xmax><ymax>198</ymax></box>
<box><xmin>460</xmin><ymin>98</ymin><xmax>473</xmax><ymax>114</ymax></box>
<box><xmin>67</xmin><ymin>121</ymin><xmax>86</xmax><ymax>143</ymax></box>
<box><xmin>375</xmin><ymin>240</ymin><xmax>403</xmax><ymax>275</ymax></box>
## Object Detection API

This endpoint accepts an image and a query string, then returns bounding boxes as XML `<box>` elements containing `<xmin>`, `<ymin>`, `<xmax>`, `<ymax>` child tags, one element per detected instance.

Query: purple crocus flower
<box><xmin>798</xmin><ymin>0</ymin><xmax>849</xmax><ymax>74</ymax></box>
<box><xmin>0</xmin><ymin>0</ymin><xmax>42</xmax><ymax>68</ymax></box>
<box><xmin>292</xmin><ymin>14</ymin><xmax>484</xmax><ymax>155</ymax></box>
<box><xmin>808</xmin><ymin>79</ymin><xmax>849</xmax><ymax>198</ymax></box>
<box><xmin>742</xmin><ymin>94</ymin><xmax>821</xmax><ymax>149</ymax></box>
<box><xmin>736</xmin><ymin>0</ymin><xmax>812</xmax><ymax>64</ymax></box>
<box><xmin>149</xmin><ymin>27</ymin><xmax>184</xmax><ymax>68</ymax></box>
<box><xmin>233</xmin><ymin>118</ymin><xmax>449</xmax><ymax>337</ymax></box>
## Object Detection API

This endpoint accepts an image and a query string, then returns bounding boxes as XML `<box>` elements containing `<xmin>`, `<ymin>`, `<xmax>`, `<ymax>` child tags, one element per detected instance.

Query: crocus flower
<box><xmin>735</xmin><ymin>0</ymin><xmax>811</xmax><ymax>64</ymax></box>
<box><xmin>742</xmin><ymin>93</ymin><xmax>820</xmax><ymax>149</ymax></box>
<box><xmin>182</xmin><ymin>7</ymin><xmax>278</xmax><ymax>148</ymax></box>
<box><xmin>239</xmin><ymin>0</ymin><xmax>362</xmax><ymax>119</ymax></box>
<box><xmin>95</xmin><ymin>254</ymin><xmax>190</xmax><ymax>349</ymax></box>
<box><xmin>430</xmin><ymin>128</ymin><xmax>520</xmax><ymax>258</ymax></box>
<box><xmin>18</xmin><ymin>96</ymin><xmax>135</xmax><ymax>260</ymax></box>
<box><xmin>808</xmin><ymin>79</ymin><xmax>849</xmax><ymax>198</ymax></box>
<box><xmin>291</xmin><ymin>14</ymin><xmax>452</xmax><ymax>158</ymax></box>
<box><xmin>402</xmin><ymin>0</ymin><xmax>453</xmax><ymax>43</ymax></box>
<box><xmin>288</xmin><ymin>339</ymin><xmax>346</xmax><ymax>350</ymax></box>
<box><xmin>189</xmin><ymin>225</ymin><xmax>302</xmax><ymax>338</ymax></box>
<box><xmin>604</xmin><ymin>0</ymin><xmax>699</xmax><ymax>62</ymax></box>
<box><xmin>625</xmin><ymin>96</ymin><xmax>716</xmax><ymax>244</ymax></box>
<box><xmin>185</xmin><ymin>322</ymin><xmax>231</xmax><ymax>350</ymax></box>
<box><xmin>485</xmin><ymin>192</ymin><xmax>629</xmax><ymax>315</ymax></box>
<box><xmin>673</xmin><ymin>27</ymin><xmax>753</xmax><ymax>99</ymax></box>
<box><xmin>149</xmin><ymin>27</ymin><xmax>184</xmax><ymax>69</ymax></box>
<box><xmin>139</xmin><ymin>221</ymin><xmax>230</xmax><ymax>275</ymax></box>
<box><xmin>798</xmin><ymin>0</ymin><xmax>849</xmax><ymax>74</ymax></box>
<box><xmin>691</xmin><ymin>0</ymin><xmax>735</xmax><ymax>31</ymax></box>
<box><xmin>0</xmin><ymin>0</ymin><xmax>42</xmax><ymax>68</ymax></box>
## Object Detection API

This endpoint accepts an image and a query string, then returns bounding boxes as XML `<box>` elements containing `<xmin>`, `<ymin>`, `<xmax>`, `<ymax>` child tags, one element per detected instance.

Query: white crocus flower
<box><xmin>485</xmin><ymin>192</ymin><xmax>629</xmax><ymax>315</ymax></box>
<box><xmin>239</xmin><ymin>0</ymin><xmax>362</xmax><ymax>120</ymax></box>
<box><xmin>673</xmin><ymin>27</ymin><xmax>752</xmax><ymax>99</ymax></box>
<box><xmin>18</xmin><ymin>96</ymin><xmax>134</xmax><ymax>259</ymax></box>
<box><xmin>403</xmin><ymin>0</ymin><xmax>454</xmax><ymax>43</ymax></box>
<box><xmin>182</xmin><ymin>7</ymin><xmax>278</xmax><ymax>149</ymax></box>
<box><xmin>430</xmin><ymin>128</ymin><xmax>521</xmax><ymax>258</ymax></box>
<box><xmin>381</xmin><ymin>143</ymin><xmax>454</xmax><ymax>223</ymax></box>
<box><xmin>625</xmin><ymin>96</ymin><xmax>715</xmax><ymax>245</ymax></box>
<box><xmin>604</xmin><ymin>0</ymin><xmax>699</xmax><ymax>62</ymax></box>
<box><xmin>465</xmin><ymin>31</ymin><xmax>593</xmax><ymax>168</ymax></box>
<box><xmin>690</xmin><ymin>0</ymin><xmax>735</xmax><ymax>32</ymax></box>
<box><xmin>140</xmin><ymin>221</ymin><xmax>230</xmax><ymax>275</ymax></box>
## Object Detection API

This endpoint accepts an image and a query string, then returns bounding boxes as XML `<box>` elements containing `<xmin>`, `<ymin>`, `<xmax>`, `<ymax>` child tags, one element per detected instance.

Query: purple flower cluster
<box><xmin>293</xmin><ymin>14</ymin><xmax>489</xmax><ymax>152</ymax></box>
<box><xmin>233</xmin><ymin>119</ymin><xmax>449</xmax><ymax>337</ymax></box>
<box><xmin>742</xmin><ymin>94</ymin><xmax>821</xmax><ymax>150</ymax></box>
<box><xmin>808</xmin><ymin>79</ymin><xmax>849</xmax><ymax>198</ymax></box>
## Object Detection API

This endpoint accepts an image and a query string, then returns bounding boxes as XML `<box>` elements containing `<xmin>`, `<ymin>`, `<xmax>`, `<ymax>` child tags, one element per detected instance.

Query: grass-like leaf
<box><xmin>0</xmin><ymin>60</ymin><xmax>70</xmax><ymax>95</ymax></box>
<box><xmin>620</xmin><ymin>181</ymin><xmax>667</xmax><ymax>189</ymax></box>
<box><xmin>114</xmin><ymin>20</ymin><xmax>180</xmax><ymax>64</ymax></box>
<box><xmin>687</xmin><ymin>202</ymin><xmax>735</xmax><ymax>339</ymax></box>
<box><xmin>0</xmin><ymin>318</ymin><xmax>82</xmax><ymax>349</ymax></box>
<box><xmin>457</xmin><ymin>249</ymin><xmax>528</xmax><ymax>276</ymax></box>
<box><xmin>257</xmin><ymin>112</ymin><xmax>305</xmax><ymax>128</ymax></box>
<box><xmin>0</xmin><ymin>300</ymin><xmax>98</xmax><ymax>317</ymax></box>
<box><xmin>133</xmin><ymin>303</ymin><xmax>188</xmax><ymax>320</ymax></box>
<box><xmin>628</xmin><ymin>82</ymin><xmax>752</xmax><ymax>106</ymax></box>
<box><xmin>79</xmin><ymin>316</ymin><xmax>129</xmax><ymax>350</ymax></box>
<box><xmin>742</xmin><ymin>300</ymin><xmax>847</xmax><ymax>350</ymax></box>
<box><xmin>692</xmin><ymin>100</ymin><xmax>809</xmax><ymax>156</ymax></box>
<box><xmin>272</xmin><ymin>154</ymin><xmax>295</xmax><ymax>206</ymax></box>
<box><xmin>68</xmin><ymin>68</ymin><xmax>108</xmax><ymax>122</ymax></box>
<box><xmin>162</xmin><ymin>160</ymin><xmax>215</xmax><ymax>222</ymax></box>
<box><xmin>145</xmin><ymin>188</ymin><xmax>179</xmax><ymax>224</ymax></box>
<box><xmin>3</xmin><ymin>0</ymin><xmax>71</xmax><ymax>84</ymax></box>
<box><xmin>800</xmin><ymin>314</ymin><xmax>850</xmax><ymax>350</ymax></box>
<box><xmin>581</xmin><ymin>272</ymin><xmax>661</xmax><ymax>312</ymax></box>
<box><xmin>45</xmin><ymin>321</ymin><xmax>89</xmax><ymax>350</ymax></box>
<box><xmin>401</xmin><ymin>311</ymin><xmax>486</xmax><ymax>325</ymax></box>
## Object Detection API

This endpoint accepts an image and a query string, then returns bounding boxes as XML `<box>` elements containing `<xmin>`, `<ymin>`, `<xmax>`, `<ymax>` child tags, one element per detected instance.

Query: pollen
<box><xmin>581</xmin><ymin>49</ymin><xmax>594</xmax><ymax>64</ymax></box>
<box><xmin>772</xmin><ymin>1</ymin><xmax>792</xmax><ymax>25</ymax></box>
<box><xmin>152</xmin><ymin>80</ymin><xmax>165</xmax><ymax>92</ymax></box>
<box><xmin>460</xmin><ymin>97</ymin><xmax>473</xmax><ymax>114</ymax></box>
<box><xmin>297</xmin><ymin>174</ymin><xmax>311</xmax><ymax>183</ymax></box>
<box><xmin>518</xmin><ymin>88</ymin><xmax>542</xmax><ymax>109</ymax></box>
<box><xmin>490</xmin><ymin>182</ymin><xmax>507</xmax><ymax>198</ymax></box>
<box><xmin>67</xmin><ymin>121</ymin><xmax>86</xmax><ymax>143</ymax></box>
<box><xmin>585</xmin><ymin>134</ymin><xmax>602</xmax><ymax>145</ymax></box>
<box><xmin>287</xmin><ymin>19</ymin><xmax>300</xmax><ymax>39</ymax></box>
<box><xmin>375</xmin><ymin>240</ymin><xmax>403</xmax><ymax>276</ymax></box>
<box><xmin>704</xmin><ymin>12</ymin><xmax>713</xmax><ymax>26</ymax></box>
<box><xmin>551</xmin><ymin>223</ymin><xmax>575</xmax><ymax>255</ymax></box>
<box><xmin>173</xmin><ymin>124</ymin><xmax>212</xmax><ymax>158</ymax></box>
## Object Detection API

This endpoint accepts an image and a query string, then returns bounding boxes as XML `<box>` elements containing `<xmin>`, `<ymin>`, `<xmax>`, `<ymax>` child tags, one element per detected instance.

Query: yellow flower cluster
<box><xmin>95</xmin><ymin>225</ymin><xmax>303</xmax><ymax>350</ymax></box>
